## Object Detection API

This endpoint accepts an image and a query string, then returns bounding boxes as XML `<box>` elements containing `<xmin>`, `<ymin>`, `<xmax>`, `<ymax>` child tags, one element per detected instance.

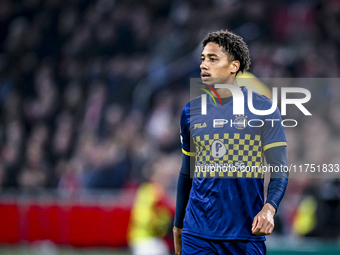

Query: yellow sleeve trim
<box><xmin>263</xmin><ymin>141</ymin><xmax>287</xmax><ymax>152</ymax></box>
<box><xmin>182</xmin><ymin>148</ymin><xmax>195</xmax><ymax>157</ymax></box>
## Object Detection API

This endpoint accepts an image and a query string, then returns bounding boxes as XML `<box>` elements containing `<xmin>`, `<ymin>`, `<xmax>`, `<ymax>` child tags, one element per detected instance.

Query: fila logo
<box><xmin>194</xmin><ymin>122</ymin><xmax>207</xmax><ymax>129</ymax></box>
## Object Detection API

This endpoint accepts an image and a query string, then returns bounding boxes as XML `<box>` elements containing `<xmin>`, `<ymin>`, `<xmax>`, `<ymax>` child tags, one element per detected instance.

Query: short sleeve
<box><xmin>180</xmin><ymin>104</ymin><xmax>195</xmax><ymax>156</ymax></box>
<box><xmin>261</xmin><ymin>106</ymin><xmax>287</xmax><ymax>152</ymax></box>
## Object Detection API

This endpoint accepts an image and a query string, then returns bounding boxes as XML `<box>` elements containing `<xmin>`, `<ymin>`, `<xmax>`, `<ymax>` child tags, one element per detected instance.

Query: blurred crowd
<box><xmin>0</xmin><ymin>0</ymin><xmax>340</xmax><ymax>238</ymax></box>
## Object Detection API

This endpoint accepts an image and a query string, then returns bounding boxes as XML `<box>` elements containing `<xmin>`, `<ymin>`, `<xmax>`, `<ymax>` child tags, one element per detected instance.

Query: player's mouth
<box><xmin>201</xmin><ymin>72</ymin><xmax>211</xmax><ymax>81</ymax></box>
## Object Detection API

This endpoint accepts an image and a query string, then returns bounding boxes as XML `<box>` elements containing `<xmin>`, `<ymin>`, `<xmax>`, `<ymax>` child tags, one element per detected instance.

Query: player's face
<box><xmin>200</xmin><ymin>42</ymin><xmax>239</xmax><ymax>85</ymax></box>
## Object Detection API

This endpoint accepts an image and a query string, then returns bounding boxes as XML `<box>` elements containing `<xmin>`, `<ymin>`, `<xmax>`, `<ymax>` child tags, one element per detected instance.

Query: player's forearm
<box><xmin>174</xmin><ymin>173</ymin><xmax>192</xmax><ymax>228</ymax></box>
<box><xmin>265</xmin><ymin>146</ymin><xmax>289</xmax><ymax>211</ymax></box>
<box><xmin>263</xmin><ymin>202</ymin><xmax>276</xmax><ymax>215</ymax></box>
<box><xmin>174</xmin><ymin>154</ymin><xmax>193</xmax><ymax>228</ymax></box>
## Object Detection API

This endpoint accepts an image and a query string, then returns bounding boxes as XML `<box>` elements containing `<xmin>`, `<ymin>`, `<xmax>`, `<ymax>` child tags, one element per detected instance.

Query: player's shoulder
<box><xmin>250</xmin><ymin>89</ymin><xmax>271</xmax><ymax>102</ymax></box>
<box><xmin>247</xmin><ymin>88</ymin><xmax>274</xmax><ymax>109</ymax></box>
<box><xmin>182</xmin><ymin>96</ymin><xmax>202</xmax><ymax>113</ymax></box>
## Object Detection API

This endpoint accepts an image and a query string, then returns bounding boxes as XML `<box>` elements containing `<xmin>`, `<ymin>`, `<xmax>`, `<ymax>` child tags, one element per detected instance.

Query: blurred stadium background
<box><xmin>0</xmin><ymin>0</ymin><xmax>340</xmax><ymax>254</ymax></box>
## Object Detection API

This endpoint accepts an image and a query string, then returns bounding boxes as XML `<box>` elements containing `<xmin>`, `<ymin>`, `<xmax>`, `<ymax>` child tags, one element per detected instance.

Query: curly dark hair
<box><xmin>201</xmin><ymin>29</ymin><xmax>251</xmax><ymax>75</ymax></box>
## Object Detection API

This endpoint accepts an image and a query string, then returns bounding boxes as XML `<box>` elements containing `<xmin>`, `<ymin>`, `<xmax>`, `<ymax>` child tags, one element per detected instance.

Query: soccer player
<box><xmin>173</xmin><ymin>30</ymin><xmax>289</xmax><ymax>255</ymax></box>
<box><xmin>128</xmin><ymin>155</ymin><xmax>175</xmax><ymax>255</ymax></box>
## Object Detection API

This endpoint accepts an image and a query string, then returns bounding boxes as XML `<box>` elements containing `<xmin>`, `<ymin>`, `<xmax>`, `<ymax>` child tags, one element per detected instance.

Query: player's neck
<box><xmin>214</xmin><ymin>83</ymin><xmax>239</xmax><ymax>98</ymax></box>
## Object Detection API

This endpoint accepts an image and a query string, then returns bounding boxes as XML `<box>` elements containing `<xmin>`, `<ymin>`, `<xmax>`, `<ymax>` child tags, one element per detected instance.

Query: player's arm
<box><xmin>173</xmin><ymin>105</ymin><xmax>194</xmax><ymax>255</ymax></box>
<box><xmin>252</xmin><ymin>104</ymin><xmax>288</xmax><ymax>236</ymax></box>
<box><xmin>174</xmin><ymin>154</ymin><xmax>194</xmax><ymax>228</ymax></box>
<box><xmin>252</xmin><ymin>146</ymin><xmax>289</xmax><ymax>235</ymax></box>
<box><xmin>173</xmin><ymin>154</ymin><xmax>193</xmax><ymax>255</ymax></box>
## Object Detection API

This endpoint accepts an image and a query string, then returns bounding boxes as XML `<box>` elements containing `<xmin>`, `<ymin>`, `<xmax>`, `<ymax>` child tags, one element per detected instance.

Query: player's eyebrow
<box><xmin>201</xmin><ymin>53</ymin><xmax>219</xmax><ymax>58</ymax></box>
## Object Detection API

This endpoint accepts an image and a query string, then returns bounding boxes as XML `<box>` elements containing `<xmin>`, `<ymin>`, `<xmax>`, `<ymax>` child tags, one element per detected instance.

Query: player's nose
<box><xmin>200</xmin><ymin>59</ymin><xmax>208</xmax><ymax>70</ymax></box>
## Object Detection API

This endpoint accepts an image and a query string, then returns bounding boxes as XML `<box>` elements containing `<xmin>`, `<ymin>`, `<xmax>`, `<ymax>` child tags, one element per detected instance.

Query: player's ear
<box><xmin>230</xmin><ymin>60</ymin><xmax>240</xmax><ymax>74</ymax></box>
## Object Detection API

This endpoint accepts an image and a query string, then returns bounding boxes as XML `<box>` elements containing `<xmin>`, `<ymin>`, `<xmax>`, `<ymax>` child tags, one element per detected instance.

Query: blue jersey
<box><xmin>180</xmin><ymin>86</ymin><xmax>287</xmax><ymax>241</ymax></box>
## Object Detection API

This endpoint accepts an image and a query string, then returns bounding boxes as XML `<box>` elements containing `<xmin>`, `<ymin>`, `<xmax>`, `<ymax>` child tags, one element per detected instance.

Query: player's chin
<box><xmin>200</xmin><ymin>77</ymin><xmax>214</xmax><ymax>85</ymax></box>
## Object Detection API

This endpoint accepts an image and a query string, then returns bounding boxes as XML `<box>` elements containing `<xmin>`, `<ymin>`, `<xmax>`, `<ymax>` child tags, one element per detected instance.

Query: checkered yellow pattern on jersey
<box><xmin>193</xmin><ymin>133</ymin><xmax>263</xmax><ymax>178</ymax></box>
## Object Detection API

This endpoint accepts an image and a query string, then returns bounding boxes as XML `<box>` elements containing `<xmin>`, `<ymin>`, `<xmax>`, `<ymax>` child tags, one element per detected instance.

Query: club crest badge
<box><xmin>234</xmin><ymin>115</ymin><xmax>247</xmax><ymax>130</ymax></box>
